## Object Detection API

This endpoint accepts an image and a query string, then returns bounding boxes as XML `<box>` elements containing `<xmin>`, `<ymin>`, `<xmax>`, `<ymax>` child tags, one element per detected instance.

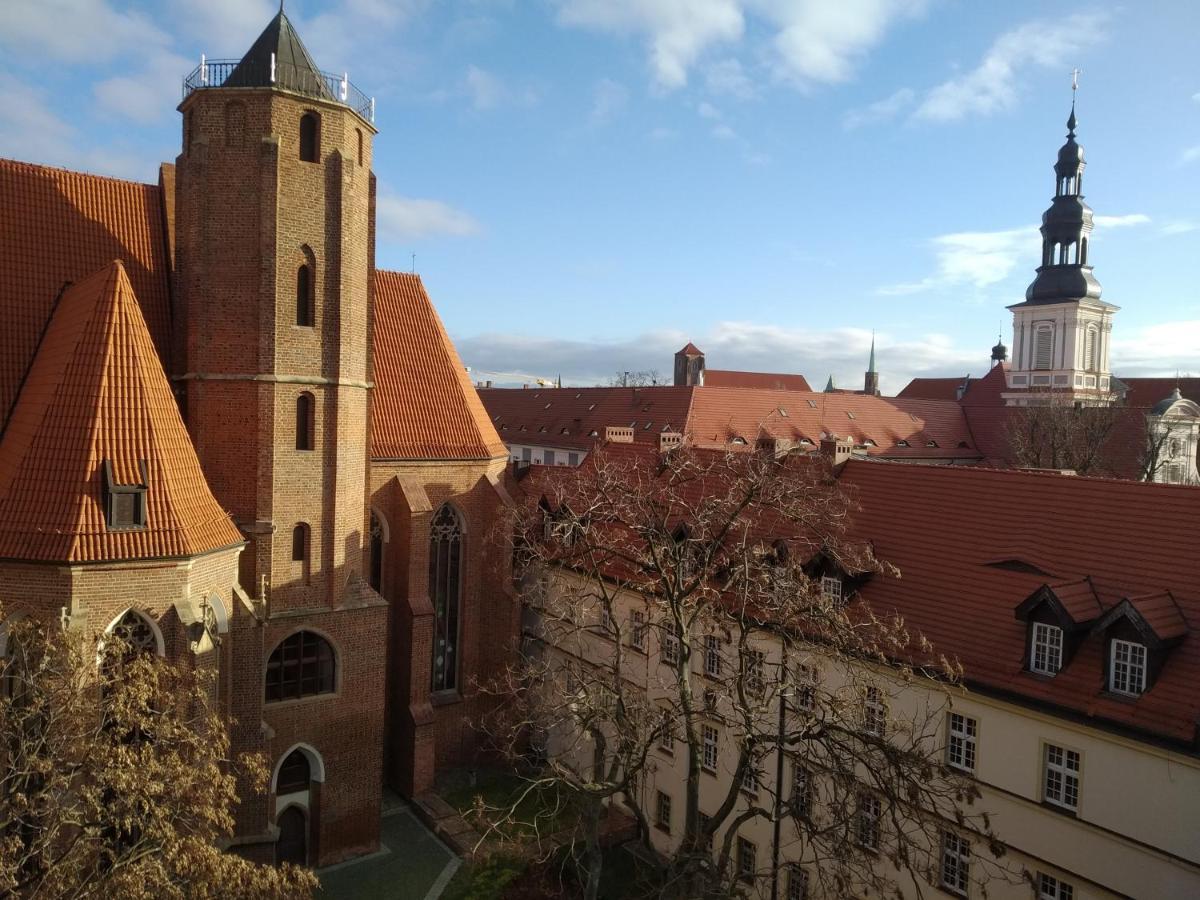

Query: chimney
<box><xmin>755</xmin><ymin>436</ymin><xmax>794</xmax><ymax>458</ymax></box>
<box><xmin>820</xmin><ymin>436</ymin><xmax>854</xmax><ymax>467</ymax></box>
<box><xmin>605</xmin><ymin>426</ymin><xmax>634</xmax><ymax>444</ymax></box>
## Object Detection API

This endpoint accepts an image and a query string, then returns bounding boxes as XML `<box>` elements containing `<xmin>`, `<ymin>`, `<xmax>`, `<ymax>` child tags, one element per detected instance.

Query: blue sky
<box><xmin>2</xmin><ymin>1</ymin><xmax>1198</xmax><ymax>392</ymax></box>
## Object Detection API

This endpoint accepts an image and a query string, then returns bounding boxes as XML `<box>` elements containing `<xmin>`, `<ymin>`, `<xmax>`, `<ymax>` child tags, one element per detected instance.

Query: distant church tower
<box><xmin>863</xmin><ymin>334</ymin><xmax>880</xmax><ymax>395</ymax></box>
<box><xmin>1004</xmin><ymin>86</ymin><xmax>1118</xmax><ymax>406</ymax></box>
<box><xmin>674</xmin><ymin>342</ymin><xmax>705</xmax><ymax>386</ymax></box>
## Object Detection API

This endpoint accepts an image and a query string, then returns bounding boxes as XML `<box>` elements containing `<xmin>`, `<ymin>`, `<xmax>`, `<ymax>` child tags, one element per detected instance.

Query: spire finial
<box><xmin>868</xmin><ymin>331</ymin><xmax>876</xmax><ymax>374</ymax></box>
<box><xmin>1067</xmin><ymin>67</ymin><xmax>1080</xmax><ymax>135</ymax></box>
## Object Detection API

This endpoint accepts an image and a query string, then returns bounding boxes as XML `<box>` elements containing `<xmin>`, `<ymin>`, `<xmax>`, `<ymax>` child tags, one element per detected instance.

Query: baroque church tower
<box><xmin>1004</xmin><ymin>95</ymin><xmax>1118</xmax><ymax>406</ymax></box>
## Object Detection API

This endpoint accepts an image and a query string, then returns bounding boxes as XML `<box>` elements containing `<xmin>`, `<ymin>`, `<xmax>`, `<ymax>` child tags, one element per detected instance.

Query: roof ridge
<box><xmin>0</xmin><ymin>156</ymin><xmax>155</xmax><ymax>189</ymax></box>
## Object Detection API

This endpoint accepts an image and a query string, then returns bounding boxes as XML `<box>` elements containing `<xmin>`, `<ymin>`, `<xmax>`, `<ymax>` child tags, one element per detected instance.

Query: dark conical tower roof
<box><xmin>224</xmin><ymin>9</ymin><xmax>334</xmax><ymax>101</ymax></box>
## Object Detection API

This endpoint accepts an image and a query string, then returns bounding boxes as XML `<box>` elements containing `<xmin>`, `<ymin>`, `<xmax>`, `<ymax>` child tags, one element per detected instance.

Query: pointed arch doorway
<box><xmin>277</xmin><ymin>805</ymin><xmax>308</xmax><ymax>865</ymax></box>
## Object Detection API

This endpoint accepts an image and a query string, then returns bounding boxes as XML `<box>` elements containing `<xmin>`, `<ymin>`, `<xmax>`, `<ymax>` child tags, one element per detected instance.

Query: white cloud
<box><xmin>0</xmin><ymin>0</ymin><xmax>170</xmax><ymax>62</ymax></box>
<box><xmin>879</xmin><ymin>226</ymin><xmax>1039</xmax><ymax>295</ymax></box>
<box><xmin>590</xmin><ymin>78</ymin><xmax>628</xmax><ymax>126</ymax></box>
<box><xmin>1161</xmin><ymin>221</ymin><xmax>1198</xmax><ymax>236</ymax></box>
<box><xmin>915</xmin><ymin>14</ymin><xmax>1108</xmax><ymax>122</ymax></box>
<box><xmin>455</xmin><ymin>323</ymin><xmax>980</xmax><ymax>393</ymax></box>
<box><xmin>1092</xmin><ymin>214</ymin><xmax>1150</xmax><ymax>229</ymax></box>
<box><xmin>557</xmin><ymin>0</ymin><xmax>744</xmax><ymax>90</ymax></box>
<box><xmin>843</xmin><ymin>87</ymin><xmax>915</xmax><ymax>129</ymax></box>
<box><xmin>697</xmin><ymin>101</ymin><xmax>722</xmax><ymax>119</ymax></box>
<box><xmin>376</xmin><ymin>193</ymin><xmax>481</xmax><ymax>241</ymax></box>
<box><xmin>648</xmin><ymin>126</ymin><xmax>677</xmax><ymax>141</ymax></box>
<box><xmin>556</xmin><ymin>0</ymin><xmax>919</xmax><ymax>92</ymax></box>
<box><xmin>464</xmin><ymin>65</ymin><xmax>539</xmax><ymax>111</ymax></box>
<box><xmin>705</xmin><ymin>58</ymin><xmax>756</xmax><ymax>99</ymax></box>
<box><xmin>1112</xmin><ymin>320</ymin><xmax>1200</xmax><ymax>377</ymax></box>
<box><xmin>712</xmin><ymin>123</ymin><xmax>738</xmax><ymax>140</ymax></box>
<box><xmin>94</xmin><ymin>51</ymin><xmax>193</xmax><ymax>124</ymax></box>
<box><xmin>755</xmin><ymin>0</ymin><xmax>926</xmax><ymax>87</ymax></box>
<box><xmin>1180</xmin><ymin>145</ymin><xmax>1200</xmax><ymax>165</ymax></box>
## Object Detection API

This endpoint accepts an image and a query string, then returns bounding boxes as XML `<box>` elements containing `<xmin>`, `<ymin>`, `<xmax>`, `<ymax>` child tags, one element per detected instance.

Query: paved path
<box><xmin>317</xmin><ymin>805</ymin><xmax>460</xmax><ymax>900</ymax></box>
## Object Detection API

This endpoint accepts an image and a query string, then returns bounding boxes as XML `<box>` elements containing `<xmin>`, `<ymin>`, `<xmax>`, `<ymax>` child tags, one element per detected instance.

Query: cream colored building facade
<box><xmin>531</xmin><ymin>572</ymin><xmax>1200</xmax><ymax>900</ymax></box>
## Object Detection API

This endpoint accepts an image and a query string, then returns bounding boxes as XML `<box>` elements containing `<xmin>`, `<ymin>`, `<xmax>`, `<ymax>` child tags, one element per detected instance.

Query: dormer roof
<box><xmin>1092</xmin><ymin>592</ymin><xmax>1189</xmax><ymax>648</ymax></box>
<box><xmin>1014</xmin><ymin>577</ymin><xmax>1103</xmax><ymax>629</ymax></box>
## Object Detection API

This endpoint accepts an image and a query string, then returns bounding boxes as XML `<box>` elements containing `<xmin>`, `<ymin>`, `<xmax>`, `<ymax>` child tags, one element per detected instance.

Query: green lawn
<box><xmin>438</xmin><ymin>767</ymin><xmax>580</xmax><ymax>841</ymax></box>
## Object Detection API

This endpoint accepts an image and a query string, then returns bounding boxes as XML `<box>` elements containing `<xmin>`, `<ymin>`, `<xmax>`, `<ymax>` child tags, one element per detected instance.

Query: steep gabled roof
<box><xmin>224</xmin><ymin>10</ymin><xmax>333</xmax><ymax>99</ymax></box>
<box><xmin>0</xmin><ymin>262</ymin><xmax>242</xmax><ymax>562</ymax></box>
<box><xmin>0</xmin><ymin>158</ymin><xmax>172</xmax><ymax>429</ymax></box>
<box><xmin>371</xmin><ymin>271</ymin><xmax>507</xmax><ymax>460</ymax></box>
<box><xmin>895</xmin><ymin>376</ymin><xmax>967</xmax><ymax>401</ymax></box>
<box><xmin>704</xmin><ymin>370</ymin><xmax>813</xmax><ymax>392</ymax></box>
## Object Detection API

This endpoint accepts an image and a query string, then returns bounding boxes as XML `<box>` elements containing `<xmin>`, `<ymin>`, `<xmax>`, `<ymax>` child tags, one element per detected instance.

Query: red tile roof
<box><xmin>840</xmin><ymin>461</ymin><xmax>1200</xmax><ymax>744</ymax></box>
<box><xmin>1118</xmin><ymin>377</ymin><xmax>1200</xmax><ymax>408</ymax></box>
<box><xmin>371</xmin><ymin>271</ymin><xmax>508</xmax><ymax>460</ymax></box>
<box><xmin>0</xmin><ymin>158</ymin><xmax>172</xmax><ymax>429</ymax></box>
<box><xmin>678</xmin><ymin>342</ymin><xmax>703</xmax><ymax>356</ymax></box>
<box><xmin>704</xmin><ymin>369</ymin><xmax>813</xmax><ymax>392</ymax></box>
<box><xmin>0</xmin><ymin>261</ymin><xmax>243</xmax><ymax>562</ymax></box>
<box><xmin>895</xmin><ymin>376</ymin><xmax>967</xmax><ymax>401</ymax></box>
<box><xmin>478</xmin><ymin>386</ymin><xmax>695</xmax><ymax>451</ymax></box>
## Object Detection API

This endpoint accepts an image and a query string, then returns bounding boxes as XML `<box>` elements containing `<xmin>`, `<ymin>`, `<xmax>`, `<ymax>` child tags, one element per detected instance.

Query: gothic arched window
<box><xmin>299</xmin><ymin>112</ymin><xmax>319</xmax><ymax>162</ymax></box>
<box><xmin>276</xmin><ymin>749</ymin><xmax>312</xmax><ymax>794</ymax></box>
<box><xmin>109</xmin><ymin>609</ymin><xmax>160</xmax><ymax>656</ymax></box>
<box><xmin>429</xmin><ymin>504</ymin><xmax>463</xmax><ymax>693</ymax></box>
<box><xmin>369</xmin><ymin>512</ymin><xmax>384</xmax><ymax>593</ymax></box>
<box><xmin>296</xmin><ymin>263</ymin><xmax>314</xmax><ymax>326</ymax></box>
<box><xmin>296</xmin><ymin>393</ymin><xmax>314</xmax><ymax>450</ymax></box>
<box><xmin>265</xmin><ymin>631</ymin><xmax>335</xmax><ymax>702</ymax></box>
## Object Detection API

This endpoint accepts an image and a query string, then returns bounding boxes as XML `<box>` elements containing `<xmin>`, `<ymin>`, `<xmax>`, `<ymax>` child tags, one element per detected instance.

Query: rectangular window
<box><xmin>744</xmin><ymin>649</ymin><xmax>766</xmax><ymax>698</ymax></box>
<box><xmin>1043</xmin><ymin>744</ymin><xmax>1081</xmax><ymax>811</ymax></box>
<box><xmin>855</xmin><ymin>793</ymin><xmax>881</xmax><ymax>850</ymax></box>
<box><xmin>792</xmin><ymin>662</ymin><xmax>817</xmax><ymax>712</ymax></box>
<box><xmin>791</xmin><ymin>762</ymin><xmax>812</xmax><ymax>817</ymax></box>
<box><xmin>1034</xmin><ymin>326</ymin><xmax>1053</xmax><ymax>370</ymax></box>
<box><xmin>1109</xmin><ymin>639</ymin><xmax>1146</xmax><ymax>695</ymax></box>
<box><xmin>655</xmin><ymin>790</ymin><xmax>672</xmax><ymax>833</ymax></box>
<box><xmin>940</xmin><ymin>831</ymin><xmax>971</xmax><ymax>897</ymax></box>
<box><xmin>741</xmin><ymin>761</ymin><xmax>759</xmax><ymax>796</ymax></box>
<box><xmin>661</xmin><ymin>619</ymin><xmax>681</xmax><ymax>666</ymax></box>
<box><xmin>521</xmin><ymin>447</ymin><xmax>531</xmax><ymax>462</ymax></box>
<box><xmin>704</xmin><ymin>634</ymin><xmax>722</xmax><ymax>677</ymax></box>
<box><xmin>630</xmin><ymin>610</ymin><xmax>647</xmax><ymax>651</ymax></box>
<box><xmin>702</xmin><ymin>724</ymin><xmax>719</xmax><ymax>773</ymax></box>
<box><xmin>598</xmin><ymin>605</ymin><xmax>612</xmax><ymax>634</ymax></box>
<box><xmin>946</xmin><ymin>712</ymin><xmax>978</xmax><ymax>773</ymax></box>
<box><xmin>864</xmin><ymin>686</ymin><xmax>886</xmax><ymax>736</ymax></box>
<box><xmin>658</xmin><ymin>708</ymin><xmax>674</xmax><ymax>753</ymax></box>
<box><xmin>1030</xmin><ymin>623</ymin><xmax>1063</xmax><ymax>675</ymax></box>
<box><xmin>786</xmin><ymin>865</ymin><xmax>809</xmax><ymax>900</ymax></box>
<box><xmin>568</xmin><ymin>452</ymin><xmax>579</xmax><ymax>466</ymax></box>
<box><xmin>820</xmin><ymin>575</ymin><xmax>842</xmax><ymax>604</ymax></box>
<box><xmin>1039</xmin><ymin>873</ymin><xmax>1074</xmax><ymax>900</ymax></box>
<box><xmin>543</xmin><ymin>450</ymin><xmax>556</xmax><ymax>466</ymax></box>
<box><xmin>736</xmin><ymin>836</ymin><xmax>757</xmax><ymax>883</ymax></box>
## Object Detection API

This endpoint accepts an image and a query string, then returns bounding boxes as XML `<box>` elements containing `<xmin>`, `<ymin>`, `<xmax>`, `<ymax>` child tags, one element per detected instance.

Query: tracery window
<box><xmin>276</xmin><ymin>749</ymin><xmax>312</xmax><ymax>794</ymax></box>
<box><xmin>265</xmin><ymin>631</ymin><xmax>335</xmax><ymax>702</ymax></box>
<box><xmin>109</xmin><ymin>609</ymin><xmax>159</xmax><ymax>656</ymax></box>
<box><xmin>429</xmin><ymin>504</ymin><xmax>463</xmax><ymax>692</ymax></box>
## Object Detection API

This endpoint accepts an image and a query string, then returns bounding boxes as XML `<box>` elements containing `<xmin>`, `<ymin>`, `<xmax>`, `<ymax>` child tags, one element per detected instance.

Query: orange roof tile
<box><xmin>704</xmin><ymin>369</ymin><xmax>813</xmax><ymax>391</ymax></box>
<box><xmin>371</xmin><ymin>271</ymin><xmax>508</xmax><ymax>460</ymax></box>
<box><xmin>0</xmin><ymin>261</ymin><xmax>243</xmax><ymax>562</ymax></box>
<box><xmin>895</xmin><ymin>376</ymin><xmax>967</xmax><ymax>401</ymax></box>
<box><xmin>0</xmin><ymin>158</ymin><xmax>172</xmax><ymax>428</ymax></box>
<box><xmin>1119</xmin><ymin>377</ymin><xmax>1200</xmax><ymax>408</ymax></box>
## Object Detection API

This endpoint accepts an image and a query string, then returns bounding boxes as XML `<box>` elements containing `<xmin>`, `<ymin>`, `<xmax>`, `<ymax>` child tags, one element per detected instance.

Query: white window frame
<box><xmin>1043</xmin><ymin>743</ymin><xmax>1081</xmax><ymax>812</ymax></box>
<box><xmin>855</xmin><ymin>793</ymin><xmax>881</xmax><ymax>850</ymax></box>
<box><xmin>1030</xmin><ymin>622</ymin><xmax>1063</xmax><ymax>675</ymax></box>
<box><xmin>1038</xmin><ymin>873</ymin><xmax>1074</xmax><ymax>900</ymax></box>
<box><xmin>661</xmin><ymin>619</ymin><xmax>681</xmax><ymax>666</ymax></box>
<box><xmin>791</xmin><ymin>761</ymin><xmax>812</xmax><ymax>817</ymax></box>
<box><xmin>655</xmin><ymin>790</ymin><xmax>672</xmax><ymax>833</ymax></box>
<box><xmin>741</xmin><ymin>760</ymin><xmax>759</xmax><ymax>796</ymax></box>
<box><xmin>864</xmin><ymin>686</ymin><xmax>886</xmax><ymax>736</ymax></box>
<box><xmin>939</xmin><ymin>831</ymin><xmax>970</xmax><ymax>897</ymax></box>
<box><xmin>792</xmin><ymin>662</ymin><xmax>817</xmax><ymax>712</ymax></box>
<box><xmin>786</xmin><ymin>864</ymin><xmax>809</xmax><ymax>900</ymax></box>
<box><xmin>946</xmin><ymin>712</ymin><xmax>977</xmax><ymax>773</ymax></box>
<box><xmin>630</xmin><ymin>610</ymin><xmax>647</xmax><ymax>652</ymax></box>
<box><xmin>701</xmin><ymin>724</ymin><xmax>719</xmax><ymax>773</ymax></box>
<box><xmin>820</xmin><ymin>575</ymin><xmax>843</xmax><ymax>604</ymax></box>
<box><xmin>657</xmin><ymin>708</ymin><xmax>674</xmax><ymax>754</ymax></box>
<box><xmin>736</xmin><ymin>836</ymin><xmax>757</xmax><ymax>883</ymax></box>
<box><xmin>744</xmin><ymin>648</ymin><xmax>766</xmax><ymax>698</ymax></box>
<box><xmin>1109</xmin><ymin>639</ymin><xmax>1146</xmax><ymax>696</ymax></box>
<box><xmin>704</xmin><ymin>633</ymin><xmax>722</xmax><ymax>677</ymax></box>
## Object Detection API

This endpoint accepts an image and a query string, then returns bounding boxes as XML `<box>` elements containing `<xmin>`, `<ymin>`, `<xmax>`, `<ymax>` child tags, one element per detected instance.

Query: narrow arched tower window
<box><xmin>299</xmin><ymin>112</ymin><xmax>319</xmax><ymax>162</ymax></box>
<box><xmin>296</xmin><ymin>393</ymin><xmax>315</xmax><ymax>450</ymax></box>
<box><xmin>296</xmin><ymin>264</ymin><xmax>314</xmax><ymax>326</ymax></box>
<box><xmin>429</xmin><ymin>504</ymin><xmax>463</xmax><ymax>693</ymax></box>
<box><xmin>356</xmin><ymin>128</ymin><xmax>364</xmax><ymax>166</ymax></box>
<box><xmin>369</xmin><ymin>512</ymin><xmax>384</xmax><ymax>592</ymax></box>
<box><xmin>292</xmin><ymin>523</ymin><xmax>309</xmax><ymax>562</ymax></box>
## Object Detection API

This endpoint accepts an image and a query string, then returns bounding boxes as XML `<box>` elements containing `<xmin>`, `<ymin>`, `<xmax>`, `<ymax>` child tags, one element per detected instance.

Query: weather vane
<box><xmin>1071</xmin><ymin>68</ymin><xmax>1081</xmax><ymax>97</ymax></box>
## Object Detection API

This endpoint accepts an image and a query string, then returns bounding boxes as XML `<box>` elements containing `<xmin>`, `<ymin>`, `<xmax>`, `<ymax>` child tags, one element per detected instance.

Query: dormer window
<box><xmin>1030</xmin><ymin>623</ymin><xmax>1063</xmax><ymax>675</ymax></box>
<box><xmin>1109</xmin><ymin>639</ymin><xmax>1147</xmax><ymax>696</ymax></box>
<box><xmin>820</xmin><ymin>576</ymin><xmax>842</xmax><ymax>604</ymax></box>
<box><xmin>103</xmin><ymin>460</ymin><xmax>148</xmax><ymax>531</ymax></box>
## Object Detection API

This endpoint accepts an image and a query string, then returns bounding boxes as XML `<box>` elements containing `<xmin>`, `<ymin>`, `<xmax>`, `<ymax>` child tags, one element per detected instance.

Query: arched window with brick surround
<box><xmin>299</xmin><ymin>112</ymin><xmax>319</xmax><ymax>162</ymax></box>
<box><xmin>296</xmin><ymin>260</ymin><xmax>314</xmax><ymax>326</ymax></box>
<box><xmin>296</xmin><ymin>393</ymin><xmax>314</xmax><ymax>450</ymax></box>
<box><xmin>292</xmin><ymin>523</ymin><xmax>310</xmax><ymax>562</ymax></box>
<box><xmin>429</xmin><ymin>504</ymin><xmax>464</xmax><ymax>693</ymax></box>
<box><xmin>265</xmin><ymin>631</ymin><xmax>336</xmax><ymax>702</ymax></box>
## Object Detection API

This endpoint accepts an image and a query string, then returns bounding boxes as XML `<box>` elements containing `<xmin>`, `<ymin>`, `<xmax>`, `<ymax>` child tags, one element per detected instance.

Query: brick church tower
<box><xmin>175</xmin><ymin>11</ymin><xmax>387</xmax><ymax>865</ymax></box>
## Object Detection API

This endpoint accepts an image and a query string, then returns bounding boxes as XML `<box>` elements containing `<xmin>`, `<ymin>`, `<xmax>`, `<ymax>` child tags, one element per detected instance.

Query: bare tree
<box><xmin>1005</xmin><ymin>391</ymin><xmax>1125</xmax><ymax>475</ymax></box>
<box><xmin>1139</xmin><ymin>413</ymin><xmax>1197</xmax><ymax>484</ymax></box>
<box><xmin>0</xmin><ymin>611</ymin><xmax>316</xmax><ymax>900</ymax></box>
<box><xmin>607</xmin><ymin>370</ymin><xmax>667</xmax><ymax>388</ymax></box>
<box><xmin>480</xmin><ymin>444</ymin><xmax>1003</xmax><ymax>899</ymax></box>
